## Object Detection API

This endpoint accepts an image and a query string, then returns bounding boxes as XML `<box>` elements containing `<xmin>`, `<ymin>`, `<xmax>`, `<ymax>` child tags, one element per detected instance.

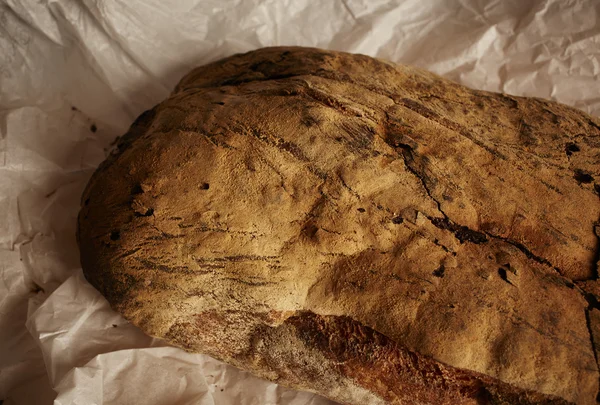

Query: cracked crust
<box><xmin>78</xmin><ymin>47</ymin><xmax>600</xmax><ymax>404</ymax></box>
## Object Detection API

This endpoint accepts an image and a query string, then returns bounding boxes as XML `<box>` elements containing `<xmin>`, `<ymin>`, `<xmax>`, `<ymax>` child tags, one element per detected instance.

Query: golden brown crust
<box><xmin>78</xmin><ymin>47</ymin><xmax>600</xmax><ymax>404</ymax></box>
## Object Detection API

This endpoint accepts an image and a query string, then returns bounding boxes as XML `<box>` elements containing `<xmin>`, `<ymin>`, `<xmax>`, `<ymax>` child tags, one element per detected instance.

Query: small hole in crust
<box><xmin>391</xmin><ymin>216</ymin><xmax>404</xmax><ymax>224</ymax></box>
<box><xmin>574</xmin><ymin>169</ymin><xmax>594</xmax><ymax>184</ymax></box>
<box><xmin>110</xmin><ymin>230</ymin><xmax>120</xmax><ymax>241</ymax></box>
<box><xmin>476</xmin><ymin>386</ymin><xmax>493</xmax><ymax>404</ymax></box>
<box><xmin>200</xmin><ymin>183</ymin><xmax>210</xmax><ymax>190</ymax></box>
<box><xmin>135</xmin><ymin>208</ymin><xmax>154</xmax><ymax>217</ymax></box>
<box><xmin>565</xmin><ymin>142</ymin><xmax>580</xmax><ymax>156</ymax></box>
<box><xmin>357</xmin><ymin>208</ymin><xmax>365</xmax><ymax>213</ymax></box>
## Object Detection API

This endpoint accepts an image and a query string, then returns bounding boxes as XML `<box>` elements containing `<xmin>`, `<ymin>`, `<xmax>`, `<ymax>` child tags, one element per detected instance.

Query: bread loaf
<box><xmin>77</xmin><ymin>47</ymin><xmax>600</xmax><ymax>404</ymax></box>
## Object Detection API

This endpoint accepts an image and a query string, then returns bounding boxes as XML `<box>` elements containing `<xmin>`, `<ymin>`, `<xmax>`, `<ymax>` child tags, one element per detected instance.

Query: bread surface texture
<box><xmin>78</xmin><ymin>47</ymin><xmax>600</xmax><ymax>405</ymax></box>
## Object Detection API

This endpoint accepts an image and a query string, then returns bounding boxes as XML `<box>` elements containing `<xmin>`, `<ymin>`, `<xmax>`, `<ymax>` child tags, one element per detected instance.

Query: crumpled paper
<box><xmin>1</xmin><ymin>1</ymin><xmax>599</xmax><ymax>404</ymax></box>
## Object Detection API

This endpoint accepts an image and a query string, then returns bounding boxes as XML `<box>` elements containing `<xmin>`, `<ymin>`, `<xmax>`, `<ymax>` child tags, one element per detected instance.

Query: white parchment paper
<box><xmin>1</xmin><ymin>1</ymin><xmax>599</xmax><ymax>404</ymax></box>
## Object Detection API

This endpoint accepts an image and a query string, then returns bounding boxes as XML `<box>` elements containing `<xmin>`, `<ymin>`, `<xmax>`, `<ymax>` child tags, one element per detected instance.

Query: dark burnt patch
<box><xmin>430</xmin><ymin>217</ymin><xmax>488</xmax><ymax>244</ymax></box>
